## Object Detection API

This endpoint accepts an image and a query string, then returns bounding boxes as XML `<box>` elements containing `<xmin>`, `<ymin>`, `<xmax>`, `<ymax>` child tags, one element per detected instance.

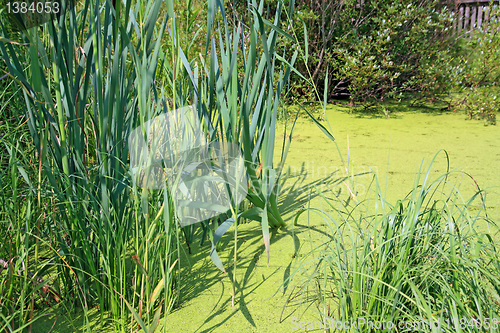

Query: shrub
<box><xmin>333</xmin><ymin>0</ymin><xmax>457</xmax><ymax>107</ymax></box>
<box><xmin>464</xmin><ymin>86</ymin><xmax>499</xmax><ymax>125</ymax></box>
<box><xmin>454</xmin><ymin>3</ymin><xmax>500</xmax><ymax>125</ymax></box>
<box><xmin>228</xmin><ymin>1</ymin><xmax>458</xmax><ymax>106</ymax></box>
<box><xmin>458</xmin><ymin>5</ymin><xmax>500</xmax><ymax>89</ymax></box>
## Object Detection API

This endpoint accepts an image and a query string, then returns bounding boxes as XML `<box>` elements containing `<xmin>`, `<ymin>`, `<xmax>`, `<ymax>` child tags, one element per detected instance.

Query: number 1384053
<box><xmin>6</xmin><ymin>1</ymin><xmax>60</xmax><ymax>14</ymax></box>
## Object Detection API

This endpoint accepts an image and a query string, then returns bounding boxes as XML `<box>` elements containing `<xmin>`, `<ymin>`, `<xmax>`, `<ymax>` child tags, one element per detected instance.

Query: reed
<box><xmin>286</xmin><ymin>151</ymin><xmax>500</xmax><ymax>332</ymax></box>
<box><xmin>1</xmin><ymin>0</ymin><xmax>178</xmax><ymax>330</ymax></box>
<box><xmin>1</xmin><ymin>0</ymin><xmax>334</xmax><ymax>330</ymax></box>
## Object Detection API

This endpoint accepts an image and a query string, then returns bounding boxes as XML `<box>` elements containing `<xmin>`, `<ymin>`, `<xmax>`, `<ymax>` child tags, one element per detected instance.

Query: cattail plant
<box><xmin>1</xmin><ymin>0</ymin><xmax>335</xmax><ymax>330</ymax></box>
<box><xmin>1</xmin><ymin>0</ymin><xmax>178</xmax><ymax>330</ymax></box>
<box><xmin>163</xmin><ymin>0</ymin><xmax>299</xmax><ymax>266</ymax></box>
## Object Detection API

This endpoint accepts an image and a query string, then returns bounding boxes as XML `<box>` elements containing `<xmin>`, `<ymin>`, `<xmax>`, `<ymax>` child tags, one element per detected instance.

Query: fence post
<box><xmin>458</xmin><ymin>5</ymin><xmax>464</xmax><ymax>32</ymax></box>
<box><xmin>471</xmin><ymin>3</ymin><xmax>477</xmax><ymax>28</ymax></box>
<box><xmin>454</xmin><ymin>0</ymin><xmax>500</xmax><ymax>36</ymax></box>
<box><xmin>477</xmin><ymin>5</ymin><xmax>484</xmax><ymax>28</ymax></box>
<box><xmin>465</xmin><ymin>4</ymin><xmax>470</xmax><ymax>30</ymax></box>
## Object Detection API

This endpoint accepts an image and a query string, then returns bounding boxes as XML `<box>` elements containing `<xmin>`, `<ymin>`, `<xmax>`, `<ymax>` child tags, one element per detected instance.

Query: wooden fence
<box><xmin>453</xmin><ymin>0</ymin><xmax>499</xmax><ymax>35</ymax></box>
<box><xmin>355</xmin><ymin>1</ymin><xmax>499</xmax><ymax>36</ymax></box>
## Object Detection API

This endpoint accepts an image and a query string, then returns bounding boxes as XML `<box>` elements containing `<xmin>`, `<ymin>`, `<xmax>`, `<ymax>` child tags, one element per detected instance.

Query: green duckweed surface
<box><xmin>161</xmin><ymin>104</ymin><xmax>500</xmax><ymax>332</ymax></box>
<box><xmin>33</xmin><ymin>104</ymin><xmax>500</xmax><ymax>332</ymax></box>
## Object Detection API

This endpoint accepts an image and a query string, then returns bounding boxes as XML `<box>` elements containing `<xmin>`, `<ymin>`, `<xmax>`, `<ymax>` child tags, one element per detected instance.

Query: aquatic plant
<box><xmin>1</xmin><ymin>0</ymin><xmax>178</xmax><ymax>330</ymax></box>
<box><xmin>286</xmin><ymin>151</ymin><xmax>500</xmax><ymax>332</ymax></box>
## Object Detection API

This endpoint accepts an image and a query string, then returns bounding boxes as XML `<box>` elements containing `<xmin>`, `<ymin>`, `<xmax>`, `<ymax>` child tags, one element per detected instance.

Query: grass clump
<box><xmin>287</xmin><ymin>151</ymin><xmax>500</xmax><ymax>332</ymax></box>
<box><xmin>1</xmin><ymin>0</ymin><xmax>179</xmax><ymax>331</ymax></box>
<box><xmin>0</xmin><ymin>0</ymin><xmax>316</xmax><ymax>330</ymax></box>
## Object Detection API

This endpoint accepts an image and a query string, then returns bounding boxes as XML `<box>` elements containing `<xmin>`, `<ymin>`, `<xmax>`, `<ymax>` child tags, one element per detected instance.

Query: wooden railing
<box><xmin>353</xmin><ymin>0</ymin><xmax>498</xmax><ymax>36</ymax></box>
<box><xmin>453</xmin><ymin>0</ymin><xmax>499</xmax><ymax>35</ymax></box>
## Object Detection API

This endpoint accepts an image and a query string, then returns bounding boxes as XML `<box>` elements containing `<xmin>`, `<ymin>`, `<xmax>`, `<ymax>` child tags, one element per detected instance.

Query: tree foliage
<box><xmin>225</xmin><ymin>1</ymin><xmax>458</xmax><ymax>107</ymax></box>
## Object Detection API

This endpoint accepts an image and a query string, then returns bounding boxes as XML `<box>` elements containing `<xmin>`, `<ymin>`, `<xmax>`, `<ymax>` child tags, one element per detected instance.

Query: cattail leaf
<box><xmin>240</xmin><ymin>207</ymin><xmax>263</xmax><ymax>222</ymax></box>
<box><xmin>302</xmin><ymin>106</ymin><xmax>335</xmax><ymax>142</ymax></box>
<box><xmin>262</xmin><ymin>205</ymin><xmax>270</xmax><ymax>267</ymax></box>
<box><xmin>166</xmin><ymin>0</ymin><xmax>175</xmax><ymax>20</ymax></box>
<box><xmin>276</xmin><ymin>52</ymin><xmax>308</xmax><ymax>83</ymax></box>
<box><xmin>28</xmin><ymin>38</ymin><xmax>42</xmax><ymax>92</ymax></box>
<box><xmin>323</xmin><ymin>66</ymin><xmax>329</xmax><ymax>110</ymax></box>
<box><xmin>116</xmin><ymin>290</ymin><xmax>149</xmax><ymax>332</ymax></box>
<box><xmin>210</xmin><ymin>217</ymin><xmax>235</xmax><ymax>272</ymax></box>
<box><xmin>302</xmin><ymin>19</ymin><xmax>308</xmax><ymax>64</ymax></box>
<box><xmin>149</xmin><ymin>303</ymin><xmax>163</xmax><ymax>333</ymax></box>
<box><xmin>262</xmin><ymin>17</ymin><xmax>294</xmax><ymax>41</ymax></box>
<box><xmin>148</xmin><ymin>277</ymin><xmax>164</xmax><ymax>308</ymax></box>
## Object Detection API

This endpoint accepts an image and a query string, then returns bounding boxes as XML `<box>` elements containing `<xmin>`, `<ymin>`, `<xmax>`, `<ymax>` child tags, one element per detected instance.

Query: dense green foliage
<box><xmin>226</xmin><ymin>0</ymin><xmax>498</xmax><ymax>122</ymax></box>
<box><xmin>226</xmin><ymin>1</ymin><xmax>457</xmax><ymax>106</ymax></box>
<box><xmin>0</xmin><ymin>0</ymin><xmax>499</xmax><ymax>332</ymax></box>
<box><xmin>456</xmin><ymin>3</ymin><xmax>500</xmax><ymax>124</ymax></box>
<box><xmin>333</xmin><ymin>1</ymin><xmax>456</xmax><ymax>107</ymax></box>
<box><xmin>0</xmin><ymin>0</ymin><xmax>324</xmax><ymax>330</ymax></box>
<box><xmin>1</xmin><ymin>0</ymin><xmax>178</xmax><ymax>331</ymax></box>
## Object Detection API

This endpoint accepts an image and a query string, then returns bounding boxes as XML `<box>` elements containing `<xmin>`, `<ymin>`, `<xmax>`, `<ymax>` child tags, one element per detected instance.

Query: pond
<box><xmin>158</xmin><ymin>104</ymin><xmax>500</xmax><ymax>332</ymax></box>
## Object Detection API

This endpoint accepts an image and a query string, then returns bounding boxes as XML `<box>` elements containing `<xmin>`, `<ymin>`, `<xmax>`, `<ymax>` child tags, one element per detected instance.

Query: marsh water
<box><xmin>35</xmin><ymin>103</ymin><xmax>500</xmax><ymax>332</ymax></box>
<box><xmin>161</xmin><ymin>104</ymin><xmax>500</xmax><ymax>332</ymax></box>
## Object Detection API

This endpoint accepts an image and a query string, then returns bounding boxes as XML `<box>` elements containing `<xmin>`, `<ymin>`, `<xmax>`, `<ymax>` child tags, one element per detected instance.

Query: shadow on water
<box><xmin>30</xmin><ymin>303</ymin><xmax>103</xmax><ymax>332</ymax></box>
<box><xmin>277</xmin><ymin>161</ymin><xmax>372</xmax><ymax>223</ymax></box>
<box><xmin>171</xmin><ymin>164</ymin><xmax>375</xmax><ymax>331</ymax></box>
<box><xmin>174</xmin><ymin>223</ymin><xmax>287</xmax><ymax>332</ymax></box>
<box><xmin>173</xmin><ymin>223</ymin><xmax>300</xmax><ymax>329</ymax></box>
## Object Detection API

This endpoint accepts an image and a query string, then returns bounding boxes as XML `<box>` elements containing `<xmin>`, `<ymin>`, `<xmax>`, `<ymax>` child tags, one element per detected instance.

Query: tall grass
<box><xmin>148</xmin><ymin>0</ymin><xmax>310</xmax><ymax>306</ymax></box>
<box><xmin>287</xmin><ymin>151</ymin><xmax>500</xmax><ymax>332</ymax></box>
<box><xmin>1</xmin><ymin>20</ymin><xmax>52</xmax><ymax>331</ymax></box>
<box><xmin>1</xmin><ymin>0</ymin><xmax>178</xmax><ymax>331</ymax></box>
<box><xmin>162</xmin><ymin>0</ymin><xmax>321</xmax><ymax>268</ymax></box>
<box><xmin>0</xmin><ymin>94</ymin><xmax>47</xmax><ymax>331</ymax></box>
<box><xmin>0</xmin><ymin>0</ymin><xmax>326</xmax><ymax>329</ymax></box>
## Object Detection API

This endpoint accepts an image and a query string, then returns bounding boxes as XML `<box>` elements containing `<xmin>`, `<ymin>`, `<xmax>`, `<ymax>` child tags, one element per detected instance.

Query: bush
<box><xmin>230</xmin><ymin>1</ymin><xmax>458</xmax><ymax>106</ymax></box>
<box><xmin>333</xmin><ymin>0</ymin><xmax>457</xmax><ymax>107</ymax></box>
<box><xmin>464</xmin><ymin>86</ymin><xmax>499</xmax><ymax>125</ymax></box>
<box><xmin>454</xmin><ymin>3</ymin><xmax>500</xmax><ymax>125</ymax></box>
<box><xmin>458</xmin><ymin>7</ymin><xmax>500</xmax><ymax>88</ymax></box>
